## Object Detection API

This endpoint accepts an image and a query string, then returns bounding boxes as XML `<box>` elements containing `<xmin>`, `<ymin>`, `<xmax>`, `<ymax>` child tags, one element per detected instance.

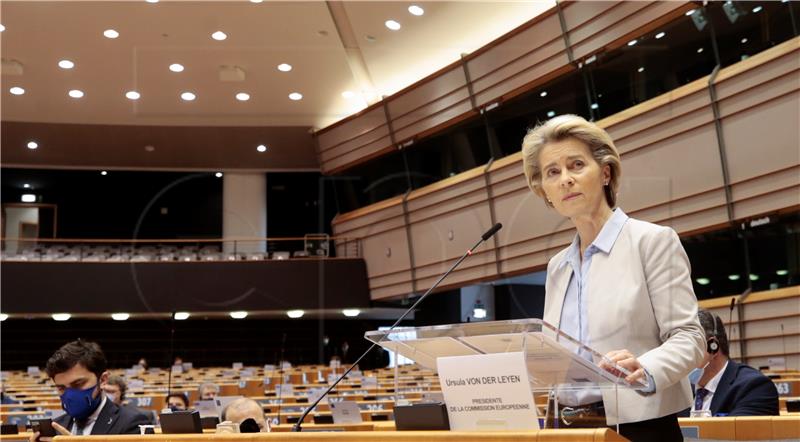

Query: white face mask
<box><xmin>105</xmin><ymin>392</ymin><xmax>118</xmax><ymax>403</ymax></box>
<box><xmin>688</xmin><ymin>361</ymin><xmax>710</xmax><ymax>385</ymax></box>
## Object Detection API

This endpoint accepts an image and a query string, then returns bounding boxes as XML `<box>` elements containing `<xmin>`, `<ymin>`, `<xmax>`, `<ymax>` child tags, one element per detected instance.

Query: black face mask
<box><xmin>239</xmin><ymin>418</ymin><xmax>260</xmax><ymax>433</ymax></box>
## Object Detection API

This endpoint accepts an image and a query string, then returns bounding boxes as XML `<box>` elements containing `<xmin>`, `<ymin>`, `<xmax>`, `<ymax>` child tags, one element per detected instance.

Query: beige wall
<box><xmin>333</xmin><ymin>38</ymin><xmax>800</xmax><ymax>302</ymax></box>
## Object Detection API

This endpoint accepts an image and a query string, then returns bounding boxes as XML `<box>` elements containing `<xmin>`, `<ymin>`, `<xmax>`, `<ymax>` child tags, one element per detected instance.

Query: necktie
<box><xmin>694</xmin><ymin>387</ymin><xmax>710</xmax><ymax>411</ymax></box>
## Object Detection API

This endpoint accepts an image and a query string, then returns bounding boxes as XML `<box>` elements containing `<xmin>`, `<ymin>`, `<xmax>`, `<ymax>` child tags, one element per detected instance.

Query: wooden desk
<box><xmin>679</xmin><ymin>416</ymin><xmax>800</xmax><ymax>440</ymax></box>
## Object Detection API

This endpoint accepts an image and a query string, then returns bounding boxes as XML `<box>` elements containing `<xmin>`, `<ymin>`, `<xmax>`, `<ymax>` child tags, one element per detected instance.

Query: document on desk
<box><xmin>437</xmin><ymin>351</ymin><xmax>538</xmax><ymax>431</ymax></box>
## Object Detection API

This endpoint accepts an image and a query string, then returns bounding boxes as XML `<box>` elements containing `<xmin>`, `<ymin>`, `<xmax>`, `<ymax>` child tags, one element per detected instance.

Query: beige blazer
<box><xmin>543</xmin><ymin>216</ymin><xmax>705</xmax><ymax>425</ymax></box>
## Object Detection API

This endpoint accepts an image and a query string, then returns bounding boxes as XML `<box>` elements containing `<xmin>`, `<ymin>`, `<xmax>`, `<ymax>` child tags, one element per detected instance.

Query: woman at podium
<box><xmin>521</xmin><ymin>115</ymin><xmax>705</xmax><ymax>441</ymax></box>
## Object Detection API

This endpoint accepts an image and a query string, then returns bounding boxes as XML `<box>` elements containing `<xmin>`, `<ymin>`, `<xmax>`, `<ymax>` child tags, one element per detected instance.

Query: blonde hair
<box><xmin>521</xmin><ymin>114</ymin><xmax>622</xmax><ymax>208</ymax></box>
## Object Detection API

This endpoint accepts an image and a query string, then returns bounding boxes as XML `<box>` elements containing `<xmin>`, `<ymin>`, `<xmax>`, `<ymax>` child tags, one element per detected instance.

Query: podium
<box><xmin>365</xmin><ymin>318</ymin><xmax>649</xmax><ymax>429</ymax></box>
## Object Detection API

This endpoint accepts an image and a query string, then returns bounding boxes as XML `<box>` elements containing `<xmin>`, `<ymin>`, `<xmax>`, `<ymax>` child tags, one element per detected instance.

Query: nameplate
<box><xmin>232</xmin><ymin>362</ymin><xmax>243</xmax><ymax>370</ymax></box>
<box><xmin>775</xmin><ymin>381</ymin><xmax>793</xmax><ymax>396</ymax></box>
<box><xmin>768</xmin><ymin>357</ymin><xmax>786</xmax><ymax>371</ymax></box>
<box><xmin>437</xmin><ymin>352</ymin><xmax>538</xmax><ymax>431</ymax></box>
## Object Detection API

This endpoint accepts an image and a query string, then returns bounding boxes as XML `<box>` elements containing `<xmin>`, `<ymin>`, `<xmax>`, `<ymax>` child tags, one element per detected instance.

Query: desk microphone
<box><xmin>291</xmin><ymin>223</ymin><xmax>503</xmax><ymax>432</ymax></box>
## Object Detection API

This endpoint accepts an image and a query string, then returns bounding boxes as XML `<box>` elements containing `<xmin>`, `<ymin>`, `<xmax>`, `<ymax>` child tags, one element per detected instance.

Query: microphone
<box><xmin>291</xmin><ymin>223</ymin><xmax>503</xmax><ymax>431</ymax></box>
<box><xmin>275</xmin><ymin>332</ymin><xmax>287</xmax><ymax>426</ymax></box>
<box><xmin>166</xmin><ymin>311</ymin><xmax>176</xmax><ymax>398</ymax></box>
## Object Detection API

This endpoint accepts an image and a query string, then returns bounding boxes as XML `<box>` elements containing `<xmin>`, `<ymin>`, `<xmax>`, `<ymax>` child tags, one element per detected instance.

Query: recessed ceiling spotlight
<box><xmin>230</xmin><ymin>311</ymin><xmax>248</xmax><ymax>319</ymax></box>
<box><xmin>728</xmin><ymin>274</ymin><xmax>740</xmax><ymax>281</ymax></box>
<box><xmin>741</xmin><ymin>37</ymin><xmax>748</xmax><ymax>44</ymax></box>
<box><xmin>539</xmin><ymin>91</ymin><xmax>547</xmax><ymax>97</ymax></box>
<box><xmin>385</xmin><ymin>20</ymin><xmax>401</xmax><ymax>31</ymax></box>
<box><xmin>256</xmin><ymin>144</ymin><xmax>267</xmax><ymax>153</ymax></box>
<box><xmin>103</xmin><ymin>29</ymin><xmax>119</xmax><ymax>39</ymax></box>
<box><xmin>637</xmin><ymin>66</ymin><xmax>645</xmax><ymax>73</ymax></box>
<box><xmin>685</xmin><ymin>9</ymin><xmax>696</xmax><ymax>16</ymax></box>
<box><xmin>697</xmin><ymin>47</ymin><xmax>704</xmax><ymax>53</ymax></box>
<box><xmin>752</xmin><ymin>6</ymin><xmax>762</xmax><ymax>13</ymax></box>
<box><xmin>181</xmin><ymin>91</ymin><xmax>196</xmax><ymax>101</ymax></box>
<box><xmin>250</xmin><ymin>0</ymin><xmax>263</xmax><ymax>2</ymax></box>
<box><xmin>590</xmin><ymin>103</ymin><xmax>599</xmax><ymax>110</ymax></box>
<box><xmin>695</xmin><ymin>277</ymin><xmax>710</xmax><ymax>286</ymax></box>
<box><xmin>342</xmin><ymin>90</ymin><xmax>355</xmax><ymax>99</ymax></box>
<box><xmin>23</xmin><ymin>184</ymin><xmax>31</xmax><ymax>188</ymax></box>
<box><xmin>776</xmin><ymin>269</ymin><xmax>789</xmax><ymax>276</ymax></box>
<box><xmin>21</xmin><ymin>194</ymin><xmax>36</xmax><ymax>203</ymax></box>
<box><xmin>52</xmin><ymin>313</ymin><xmax>71</xmax><ymax>321</ymax></box>
<box><xmin>58</xmin><ymin>60</ymin><xmax>75</xmax><ymax>69</ymax></box>
<box><xmin>408</xmin><ymin>5</ymin><xmax>424</xmax><ymax>16</ymax></box>
<box><xmin>0</xmin><ymin>314</ymin><xmax>7</xmax><ymax>321</ymax></box>
<box><xmin>169</xmin><ymin>63</ymin><xmax>185</xmax><ymax>72</ymax></box>
<box><xmin>211</xmin><ymin>31</ymin><xmax>227</xmax><ymax>41</ymax></box>
<box><xmin>215</xmin><ymin>172</ymin><xmax>223</xmax><ymax>178</ymax></box>
<box><xmin>68</xmin><ymin>89</ymin><xmax>84</xmax><ymax>98</ymax></box>
<box><xmin>174</xmin><ymin>312</ymin><xmax>190</xmax><ymax>320</ymax></box>
<box><xmin>0</xmin><ymin>24</ymin><xmax>5</xmax><ymax>32</ymax></box>
<box><xmin>546</xmin><ymin>111</ymin><xmax>556</xmax><ymax>118</ymax></box>
<box><xmin>235</xmin><ymin>92</ymin><xmax>250</xmax><ymax>101</ymax></box>
<box><xmin>288</xmin><ymin>92</ymin><xmax>303</xmax><ymax>101</ymax></box>
<box><xmin>125</xmin><ymin>91</ymin><xmax>141</xmax><ymax>100</ymax></box>
<box><xmin>146</xmin><ymin>0</ymin><xmax>159</xmax><ymax>3</ymax></box>
<box><xmin>287</xmin><ymin>309</ymin><xmax>304</xmax><ymax>319</ymax></box>
<box><xmin>101</xmin><ymin>170</ymin><xmax>108</xmax><ymax>176</ymax></box>
<box><xmin>277</xmin><ymin>63</ymin><xmax>292</xmax><ymax>72</ymax></box>
<box><xmin>627</xmin><ymin>39</ymin><xmax>638</xmax><ymax>47</ymax></box>
<box><xmin>9</xmin><ymin>87</ymin><xmax>25</xmax><ymax>95</ymax></box>
<box><xmin>342</xmin><ymin>309</ymin><xmax>361</xmax><ymax>317</ymax></box>
<box><xmin>655</xmin><ymin>32</ymin><xmax>666</xmax><ymax>39</ymax></box>
<box><xmin>27</xmin><ymin>141</ymin><xmax>38</xmax><ymax>149</ymax></box>
<box><xmin>111</xmin><ymin>313</ymin><xmax>130</xmax><ymax>321</ymax></box>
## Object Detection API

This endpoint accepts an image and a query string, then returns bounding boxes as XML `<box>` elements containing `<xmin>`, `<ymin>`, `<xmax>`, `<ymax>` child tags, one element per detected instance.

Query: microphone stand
<box><xmin>291</xmin><ymin>224</ymin><xmax>502</xmax><ymax>431</ymax></box>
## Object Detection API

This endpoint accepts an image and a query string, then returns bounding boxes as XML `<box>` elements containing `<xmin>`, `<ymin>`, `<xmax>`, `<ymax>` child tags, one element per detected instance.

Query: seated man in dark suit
<box><xmin>688</xmin><ymin>310</ymin><xmax>779</xmax><ymax>416</ymax></box>
<box><xmin>29</xmin><ymin>340</ymin><xmax>150</xmax><ymax>441</ymax></box>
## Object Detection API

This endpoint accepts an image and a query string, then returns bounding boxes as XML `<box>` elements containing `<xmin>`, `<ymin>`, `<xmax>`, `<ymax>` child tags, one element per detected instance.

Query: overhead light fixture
<box><xmin>0</xmin><ymin>24</ymin><xmax>5</xmax><ymax>32</ymax></box>
<box><xmin>235</xmin><ymin>92</ymin><xmax>250</xmax><ymax>101</ymax></box>
<box><xmin>277</xmin><ymin>63</ymin><xmax>292</xmax><ymax>72</ymax></box>
<box><xmin>103</xmin><ymin>29</ymin><xmax>119</xmax><ymax>39</ymax></box>
<box><xmin>174</xmin><ymin>312</ymin><xmax>190</xmax><ymax>320</ymax></box>
<box><xmin>256</xmin><ymin>144</ymin><xmax>267</xmax><ymax>152</ymax></box>
<box><xmin>21</xmin><ymin>194</ymin><xmax>36</xmax><ymax>203</ymax></box>
<box><xmin>287</xmin><ymin>309</ymin><xmax>304</xmax><ymax>319</ymax></box>
<box><xmin>169</xmin><ymin>63</ymin><xmax>185</xmax><ymax>73</ymax></box>
<box><xmin>125</xmin><ymin>91</ymin><xmax>141</xmax><ymax>100</ymax></box>
<box><xmin>9</xmin><ymin>86</ymin><xmax>25</xmax><ymax>95</ymax></box>
<box><xmin>341</xmin><ymin>90</ymin><xmax>355</xmax><ymax>99</ymax></box>
<box><xmin>776</xmin><ymin>269</ymin><xmax>789</xmax><ymax>276</ymax></box>
<box><xmin>27</xmin><ymin>141</ymin><xmax>38</xmax><ymax>149</ymax></box>
<box><xmin>752</xmin><ymin>6</ymin><xmax>762</xmax><ymax>13</ymax></box>
<box><xmin>101</xmin><ymin>171</ymin><xmax>108</xmax><ymax>175</ymax></box>
<box><xmin>342</xmin><ymin>309</ymin><xmax>361</xmax><ymax>317</ymax></box>
<box><xmin>52</xmin><ymin>313</ymin><xmax>71</xmax><ymax>321</ymax></box>
<box><xmin>288</xmin><ymin>92</ymin><xmax>303</xmax><ymax>101</ymax></box>
<box><xmin>211</xmin><ymin>31</ymin><xmax>227</xmax><ymax>41</ymax></box>
<box><xmin>696</xmin><ymin>277</ymin><xmax>710</xmax><ymax>286</ymax></box>
<box><xmin>250</xmin><ymin>0</ymin><xmax>263</xmax><ymax>3</ymax></box>
<box><xmin>473</xmin><ymin>308</ymin><xmax>487</xmax><ymax>319</ymax></box>
<box><xmin>546</xmin><ymin>111</ymin><xmax>556</xmax><ymax>118</ymax></box>
<box><xmin>0</xmin><ymin>314</ymin><xmax>8</xmax><ymax>321</ymax></box>
<box><xmin>58</xmin><ymin>60</ymin><xmax>75</xmax><ymax>69</ymax></box>
<box><xmin>539</xmin><ymin>91</ymin><xmax>547</xmax><ymax>97</ymax></box>
<box><xmin>637</xmin><ymin>67</ymin><xmax>645</xmax><ymax>73</ymax></box>
<box><xmin>728</xmin><ymin>274</ymin><xmax>741</xmax><ymax>281</ymax></box>
<box><xmin>655</xmin><ymin>32</ymin><xmax>666</xmax><ymax>40</ymax></box>
<box><xmin>230</xmin><ymin>311</ymin><xmax>248</xmax><ymax>319</ymax></box>
<box><xmin>215</xmin><ymin>172</ymin><xmax>223</xmax><ymax>178</ymax></box>
<box><xmin>741</xmin><ymin>38</ymin><xmax>748</xmax><ymax>44</ymax></box>
<box><xmin>408</xmin><ymin>5</ymin><xmax>424</xmax><ymax>16</ymax></box>
<box><xmin>697</xmin><ymin>47</ymin><xmax>704</xmax><ymax>53</ymax></box>
<box><xmin>23</xmin><ymin>184</ymin><xmax>31</xmax><ymax>188</ymax></box>
<box><xmin>627</xmin><ymin>39</ymin><xmax>638</xmax><ymax>47</ymax></box>
<box><xmin>749</xmin><ymin>274</ymin><xmax>759</xmax><ymax>281</ymax></box>
<box><xmin>685</xmin><ymin>9</ymin><xmax>696</xmax><ymax>16</ymax></box>
<box><xmin>146</xmin><ymin>0</ymin><xmax>159</xmax><ymax>3</ymax></box>
<box><xmin>68</xmin><ymin>89</ymin><xmax>84</xmax><ymax>98</ymax></box>
<box><xmin>181</xmin><ymin>91</ymin><xmax>196</xmax><ymax>101</ymax></box>
<box><xmin>111</xmin><ymin>313</ymin><xmax>130</xmax><ymax>321</ymax></box>
<box><xmin>590</xmin><ymin>103</ymin><xmax>599</xmax><ymax>110</ymax></box>
<box><xmin>385</xmin><ymin>20</ymin><xmax>401</xmax><ymax>31</ymax></box>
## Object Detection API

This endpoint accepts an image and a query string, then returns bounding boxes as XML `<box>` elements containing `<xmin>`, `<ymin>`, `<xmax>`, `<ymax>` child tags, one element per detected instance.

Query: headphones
<box><xmin>707</xmin><ymin>314</ymin><xmax>720</xmax><ymax>354</ymax></box>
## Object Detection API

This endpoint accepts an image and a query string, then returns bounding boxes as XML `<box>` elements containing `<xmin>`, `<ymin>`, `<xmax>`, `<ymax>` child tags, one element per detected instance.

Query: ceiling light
<box><xmin>342</xmin><ymin>309</ymin><xmax>361</xmax><ymax>317</ymax></box>
<box><xmin>169</xmin><ymin>63</ymin><xmax>184</xmax><ymax>73</ymax></box>
<box><xmin>637</xmin><ymin>67</ymin><xmax>645</xmax><ymax>73</ymax></box>
<box><xmin>68</xmin><ymin>89</ymin><xmax>84</xmax><ymax>98</ymax></box>
<box><xmin>385</xmin><ymin>20</ymin><xmax>401</xmax><ymax>31</ymax></box>
<box><xmin>277</xmin><ymin>63</ymin><xmax>292</xmax><ymax>72</ymax></box>
<box><xmin>230</xmin><ymin>311</ymin><xmax>248</xmax><ymax>319</ymax></box>
<box><xmin>9</xmin><ymin>87</ymin><xmax>25</xmax><ymax>95</ymax></box>
<box><xmin>52</xmin><ymin>313</ymin><xmax>71</xmax><ymax>321</ymax></box>
<box><xmin>0</xmin><ymin>314</ymin><xmax>7</xmax><ymax>321</ymax></box>
<box><xmin>752</xmin><ymin>6</ymin><xmax>762</xmax><ymax>13</ymax></box>
<box><xmin>23</xmin><ymin>184</ymin><xmax>31</xmax><ymax>188</ymax></box>
<box><xmin>0</xmin><ymin>24</ymin><xmax>5</xmax><ymax>32</ymax></box>
<box><xmin>146</xmin><ymin>0</ymin><xmax>159</xmax><ymax>3</ymax></box>
<box><xmin>590</xmin><ymin>103</ymin><xmax>599</xmax><ymax>110</ymax></box>
<box><xmin>546</xmin><ymin>111</ymin><xmax>556</xmax><ymax>118</ymax></box>
<box><xmin>776</xmin><ymin>269</ymin><xmax>789</xmax><ymax>276</ymax></box>
<box><xmin>408</xmin><ymin>5</ymin><xmax>424</xmax><ymax>16</ymax></box>
<box><xmin>174</xmin><ymin>312</ymin><xmax>190</xmax><ymax>320</ymax></box>
<box><xmin>287</xmin><ymin>309</ymin><xmax>304</xmax><ymax>319</ymax></box>
<box><xmin>215</xmin><ymin>172</ymin><xmax>223</xmax><ymax>178</ymax></box>
<box><xmin>103</xmin><ymin>29</ymin><xmax>119</xmax><ymax>39</ymax></box>
<box><xmin>749</xmin><ymin>273</ymin><xmax>759</xmax><ymax>281</ymax></box>
<box><xmin>235</xmin><ymin>92</ymin><xmax>250</xmax><ymax>101</ymax></box>
<box><xmin>696</xmin><ymin>277</ymin><xmax>710</xmax><ymax>286</ymax></box>
<box><xmin>250</xmin><ymin>0</ymin><xmax>263</xmax><ymax>2</ymax></box>
<box><xmin>111</xmin><ymin>313</ymin><xmax>130</xmax><ymax>321</ymax></box>
<box><xmin>697</xmin><ymin>47</ymin><xmax>704</xmax><ymax>53</ymax></box>
<box><xmin>21</xmin><ymin>194</ymin><xmax>36</xmax><ymax>203</ymax></box>
<box><xmin>473</xmin><ymin>308</ymin><xmax>487</xmax><ymax>319</ymax></box>
<box><xmin>655</xmin><ymin>32</ymin><xmax>666</xmax><ymax>39</ymax></box>
<box><xmin>627</xmin><ymin>39</ymin><xmax>638</xmax><ymax>47</ymax></box>
<box><xmin>685</xmin><ymin>9</ymin><xmax>696</xmax><ymax>16</ymax></box>
<box><xmin>341</xmin><ymin>90</ymin><xmax>355</xmax><ymax>99</ymax></box>
<box><xmin>211</xmin><ymin>31</ymin><xmax>227</xmax><ymax>41</ymax></box>
<box><xmin>256</xmin><ymin>144</ymin><xmax>267</xmax><ymax>153</ymax></box>
<box><xmin>539</xmin><ymin>91</ymin><xmax>547</xmax><ymax>97</ymax></box>
<box><xmin>27</xmin><ymin>141</ymin><xmax>38</xmax><ymax>149</ymax></box>
<box><xmin>125</xmin><ymin>91</ymin><xmax>141</xmax><ymax>100</ymax></box>
<box><xmin>101</xmin><ymin>171</ymin><xmax>108</xmax><ymax>175</ymax></box>
<box><xmin>741</xmin><ymin>38</ymin><xmax>748</xmax><ymax>44</ymax></box>
<box><xmin>181</xmin><ymin>92</ymin><xmax>196</xmax><ymax>101</ymax></box>
<box><xmin>728</xmin><ymin>274</ymin><xmax>741</xmax><ymax>281</ymax></box>
<box><xmin>58</xmin><ymin>60</ymin><xmax>75</xmax><ymax>69</ymax></box>
<box><xmin>288</xmin><ymin>92</ymin><xmax>303</xmax><ymax>101</ymax></box>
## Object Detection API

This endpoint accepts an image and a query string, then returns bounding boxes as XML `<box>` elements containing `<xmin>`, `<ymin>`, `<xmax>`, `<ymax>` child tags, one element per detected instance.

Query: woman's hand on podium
<box><xmin>599</xmin><ymin>349</ymin><xmax>646</xmax><ymax>384</ymax></box>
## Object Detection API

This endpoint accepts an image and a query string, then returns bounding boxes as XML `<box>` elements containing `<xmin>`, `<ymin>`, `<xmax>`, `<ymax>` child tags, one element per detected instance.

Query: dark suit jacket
<box><xmin>55</xmin><ymin>399</ymin><xmax>151</xmax><ymax>435</ymax></box>
<box><xmin>681</xmin><ymin>360</ymin><xmax>780</xmax><ymax>417</ymax></box>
